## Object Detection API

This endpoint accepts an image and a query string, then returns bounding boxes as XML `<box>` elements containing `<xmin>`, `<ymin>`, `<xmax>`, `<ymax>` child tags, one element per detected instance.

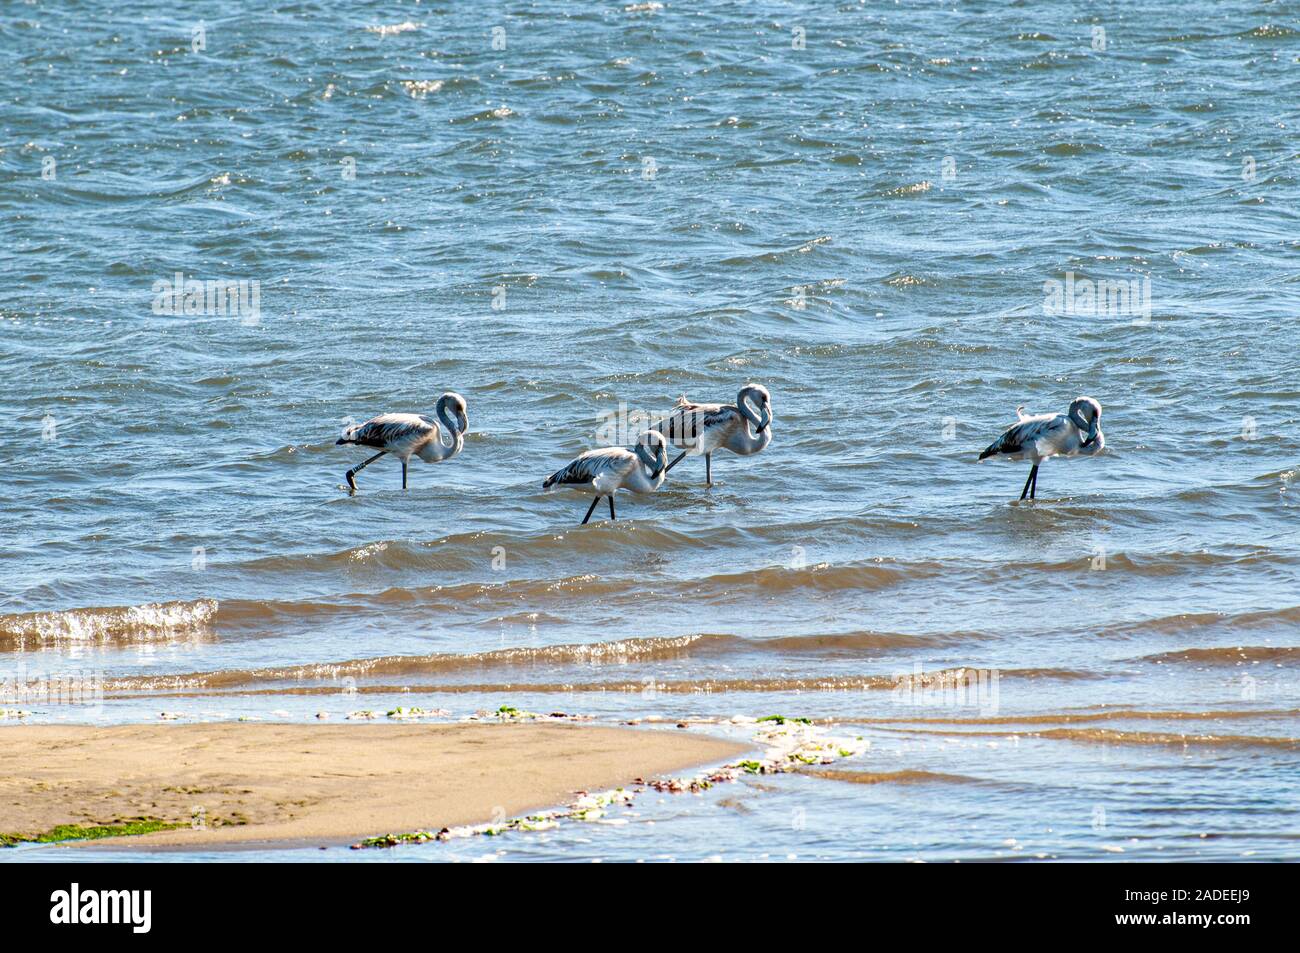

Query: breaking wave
<box><xmin>0</xmin><ymin>599</ymin><xmax>218</xmax><ymax>650</ymax></box>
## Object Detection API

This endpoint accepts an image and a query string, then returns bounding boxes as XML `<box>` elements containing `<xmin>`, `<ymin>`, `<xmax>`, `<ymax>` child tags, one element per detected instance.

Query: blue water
<box><xmin>1</xmin><ymin>0</ymin><xmax>1298</xmax><ymax>861</ymax></box>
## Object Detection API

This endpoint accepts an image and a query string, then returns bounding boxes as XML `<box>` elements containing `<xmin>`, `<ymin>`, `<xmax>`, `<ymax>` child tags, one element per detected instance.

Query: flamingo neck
<box><xmin>733</xmin><ymin>398</ymin><xmax>771</xmax><ymax>454</ymax></box>
<box><xmin>419</xmin><ymin>406</ymin><xmax>463</xmax><ymax>462</ymax></box>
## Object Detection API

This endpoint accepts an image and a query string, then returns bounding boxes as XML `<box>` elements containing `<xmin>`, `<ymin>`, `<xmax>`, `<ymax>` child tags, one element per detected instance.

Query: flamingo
<box><xmin>542</xmin><ymin>431</ymin><xmax>668</xmax><ymax>524</ymax></box>
<box><xmin>652</xmin><ymin>383</ymin><xmax>772</xmax><ymax>485</ymax></box>
<box><xmin>978</xmin><ymin>396</ymin><xmax>1104</xmax><ymax>500</ymax></box>
<box><xmin>336</xmin><ymin>392</ymin><xmax>468</xmax><ymax>490</ymax></box>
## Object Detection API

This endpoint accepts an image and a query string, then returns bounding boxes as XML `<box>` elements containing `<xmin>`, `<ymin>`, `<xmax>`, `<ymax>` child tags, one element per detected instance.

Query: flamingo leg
<box><xmin>581</xmin><ymin>496</ymin><xmax>601</xmax><ymax>525</ymax></box>
<box><xmin>346</xmin><ymin>451</ymin><xmax>387</xmax><ymax>490</ymax></box>
<box><xmin>705</xmin><ymin>452</ymin><xmax>712</xmax><ymax>485</ymax></box>
<box><xmin>664</xmin><ymin>451</ymin><xmax>689</xmax><ymax>474</ymax></box>
<box><xmin>401</xmin><ymin>458</ymin><xmax>408</xmax><ymax>490</ymax></box>
<box><xmin>608</xmin><ymin>495</ymin><xmax>616</xmax><ymax>520</ymax></box>
<box><xmin>1030</xmin><ymin>466</ymin><xmax>1039</xmax><ymax>499</ymax></box>
<box><xmin>1020</xmin><ymin>464</ymin><xmax>1039</xmax><ymax>501</ymax></box>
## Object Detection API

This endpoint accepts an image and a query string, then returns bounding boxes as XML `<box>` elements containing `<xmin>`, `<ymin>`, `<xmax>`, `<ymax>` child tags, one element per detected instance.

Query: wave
<box><xmin>61</xmin><ymin>626</ymin><xmax>991</xmax><ymax>687</ymax></box>
<box><xmin>236</xmin><ymin>523</ymin><xmax>750</xmax><ymax>574</ymax></box>
<box><xmin>827</xmin><ymin>708</ymin><xmax>1300</xmax><ymax>726</ymax></box>
<box><xmin>222</xmin><ymin>522</ymin><xmax>1294</xmax><ymax>600</ymax></box>
<box><xmin>803</xmin><ymin>769</ymin><xmax>982</xmax><ymax>786</ymax></box>
<box><xmin>1</xmin><ymin>582</ymin><xmax>991</xmax><ymax>657</ymax></box>
<box><xmin>399</xmin><ymin>79</ymin><xmax>444</xmax><ymax>98</ymax></box>
<box><xmin>1034</xmin><ymin>728</ymin><xmax>1300</xmax><ymax>752</ymax></box>
<box><xmin>716</xmin><ymin>236</ymin><xmax>833</xmax><ymax>267</ymax></box>
<box><xmin>1161</xmin><ymin>25</ymin><xmax>1299</xmax><ymax>43</ymax></box>
<box><xmin>99</xmin><ymin>633</ymin><xmax>720</xmax><ymax>689</ymax></box>
<box><xmin>0</xmin><ymin>599</ymin><xmax>217</xmax><ymax>649</ymax></box>
<box><xmin>692</xmin><ymin>562</ymin><xmax>919</xmax><ymax>594</ymax></box>
<box><xmin>1137</xmin><ymin>646</ymin><xmax>1300</xmax><ymax>665</ymax></box>
<box><xmin>756</xmin><ymin>629</ymin><xmax>987</xmax><ymax>653</ymax></box>
<box><xmin>889</xmin><ymin>726</ymin><xmax>1300</xmax><ymax>752</ymax></box>
<box><xmin>881</xmin><ymin>181</ymin><xmax>932</xmax><ymax>197</ymax></box>
<box><xmin>365</xmin><ymin>21</ymin><xmax>420</xmax><ymax>36</ymax></box>
<box><xmin>451</xmin><ymin>105</ymin><xmax>517</xmax><ymax>124</ymax></box>
<box><xmin>1103</xmin><ymin>606</ymin><xmax>1300</xmax><ymax>638</ymax></box>
<box><xmin>882</xmin><ymin>272</ymin><xmax>931</xmax><ymax>288</ymax></box>
<box><xmin>34</xmin><ymin>171</ymin><xmax>230</xmax><ymax>205</ymax></box>
<box><xmin>103</xmin><ymin>661</ymin><xmax>1090</xmax><ymax>696</ymax></box>
<box><xmin>1237</xmin><ymin>24</ymin><xmax>1298</xmax><ymax>40</ymax></box>
<box><xmin>1041</xmin><ymin>142</ymin><xmax>1104</xmax><ymax>156</ymax></box>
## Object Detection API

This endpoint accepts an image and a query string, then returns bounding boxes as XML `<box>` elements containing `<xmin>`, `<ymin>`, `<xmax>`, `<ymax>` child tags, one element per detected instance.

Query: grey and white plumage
<box><xmin>543</xmin><ymin>430</ymin><xmax>668</xmax><ymax>524</ymax></box>
<box><xmin>336</xmin><ymin>392</ymin><xmax>468</xmax><ymax>491</ymax></box>
<box><xmin>652</xmin><ymin>383</ymin><xmax>772</xmax><ymax>484</ymax></box>
<box><xmin>978</xmin><ymin>396</ymin><xmax>1104</xmax><ymax>500</ymax></box>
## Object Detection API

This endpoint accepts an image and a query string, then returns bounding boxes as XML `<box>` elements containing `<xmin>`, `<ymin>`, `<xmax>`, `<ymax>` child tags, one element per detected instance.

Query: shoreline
<box><xmin>0</xmin><ymin>722</ymin><xmax>748</xmax><ymax>850</ymax></box>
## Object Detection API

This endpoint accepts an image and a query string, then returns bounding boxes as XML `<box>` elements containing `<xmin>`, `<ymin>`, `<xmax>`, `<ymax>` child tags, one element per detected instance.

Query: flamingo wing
<box><xmin>340</xmin><ymin>413</ymin><xmax>437</xmax><ymax>450</ymax></box>
<box><xmin>543</xmin><ymin>447</ymin><xmax>633</xmax><ymax>490</ymax></box>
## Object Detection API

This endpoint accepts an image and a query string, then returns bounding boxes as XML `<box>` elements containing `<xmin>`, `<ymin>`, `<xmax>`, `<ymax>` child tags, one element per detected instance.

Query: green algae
<box><xmin>0</xmin><ymin>818</ymin><xmax>187</xmax><ymax>848</ymax></box>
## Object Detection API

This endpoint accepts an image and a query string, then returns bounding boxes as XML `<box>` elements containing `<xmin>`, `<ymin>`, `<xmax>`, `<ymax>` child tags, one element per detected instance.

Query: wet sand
<box><xmin>0</xmin><ymin>722</ymin><xmax>746</xmax><ymax>848</ymax></box>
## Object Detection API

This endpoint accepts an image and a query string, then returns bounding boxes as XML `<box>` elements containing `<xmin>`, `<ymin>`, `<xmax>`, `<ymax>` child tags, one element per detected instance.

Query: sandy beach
<box><xmin>0</xmin><ymin>723</ymin><xmax>746</xmax><ymax>848</ymax></box>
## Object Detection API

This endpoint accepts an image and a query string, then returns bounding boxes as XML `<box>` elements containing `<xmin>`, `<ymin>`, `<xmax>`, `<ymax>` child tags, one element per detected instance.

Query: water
<box><xmin>2</xmin><ymin>0</ymin><xmax>1298</xmax><ymax>862</ymax></box>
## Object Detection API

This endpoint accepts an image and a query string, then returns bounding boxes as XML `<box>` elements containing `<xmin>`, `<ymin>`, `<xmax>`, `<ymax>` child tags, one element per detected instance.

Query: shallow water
<box><xmin>2</xmin><ymin>1</ymin><xmax>1298</xmax><ymax>862</ymax></box>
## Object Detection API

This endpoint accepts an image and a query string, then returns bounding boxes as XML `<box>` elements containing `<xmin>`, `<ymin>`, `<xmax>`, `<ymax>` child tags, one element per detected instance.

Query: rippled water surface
<box><xmin>2</xmin><ymin>0</ymin><xmax>1298</xmax><ymax>862</ymax></box>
